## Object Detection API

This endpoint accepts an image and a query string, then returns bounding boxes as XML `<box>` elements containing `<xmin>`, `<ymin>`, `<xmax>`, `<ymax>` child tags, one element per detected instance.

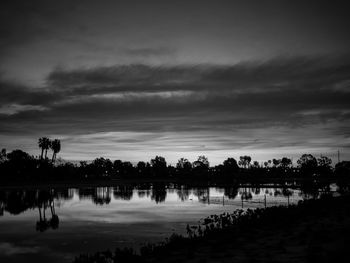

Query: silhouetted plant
<box><xmin>317</xmin><ymin>156</ymin><xmax>332</xmax><ymax>177</ymax></box>
<box><xmin>0</xmin><ymin>148</ymin><xmax>6</xmax><ymax>163</ymax></box>
<box><xmin>281</xmin><ymin>157</ymin><xmax>292</xmax><ymax>168</ymax></box>
<box><xmin>239</xmin><ymin>155</ymin><xmax>251</xmax><ymax>168</ymax></box>
<box><xmin>150</xmin><ymin>156</ymin><xmax>167</xmax><ymax>177</ymax></box>
<box><xmin>297</xmin><ymin>154</ymin><xmax>318</xmax><ymax>177</ymax></box>
<box><xmin>50</xmin><ymin>139</ymin><xmax>61</xmax><ymax>162</ymax></box>
<box><xmin>335</xmin><ymin>161</ymin><xmax>350</xmax><ymax>180</ymax></box>
<box><xmin>222</xmin><ymin>157</ymin><xmax>239</xmax><ymax>175</ymax></box>
<box><xmin>38</xmin><ymin>137</ymin><xmax>51</xmax><ymax>160</ymax></box>
<box><xmin>193</xmin><ymin>155</ymin><xmax>209</xmax><ymax>168</ymax></box>
<box><xmin>0</xmin><ymin>138</ymin><xmax>347</xmax><ymax>183</ymax></box>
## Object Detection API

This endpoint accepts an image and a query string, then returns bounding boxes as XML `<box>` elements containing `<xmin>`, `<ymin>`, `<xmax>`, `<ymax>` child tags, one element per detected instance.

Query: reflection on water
<box><xmin>0</xmin><ymin>183</ymin><xmax>338</xmax><ymax>263</ymax></box>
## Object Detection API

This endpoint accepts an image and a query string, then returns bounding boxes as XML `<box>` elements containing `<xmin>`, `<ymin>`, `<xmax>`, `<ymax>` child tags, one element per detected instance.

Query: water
<box><xmin>0</xmin><ymin>183</ymin><xmax>335</xmax><ymax>263</ymax></box>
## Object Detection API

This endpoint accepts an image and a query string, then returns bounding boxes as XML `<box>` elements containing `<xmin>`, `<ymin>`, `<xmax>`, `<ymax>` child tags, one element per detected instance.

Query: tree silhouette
<box><xmin>38</xmin><ymin>138</ymin><xmax>45</xmax><ymax>160</ymax></box>
<box><xmin>136</xmin><ymin>161</ymin><xmax>147</xmax><ymax>177</ymax></box>
<box><xmin>317</xmin><ymin>156</ymin><xmax>332</xmax><ymax>177</ymax></box>
<box><xmin>91</xmin><ymin>157</ymin><xmax>113</xmax><ymax>177</ymax></box>
<box><xmin>335</xmin><ymin>161</ymin><xmax>350</xmax><ymax>178</ymax></box>
<box><xmin>0</xmin><ymin>136</ymin><xmax>345</xmax><ymax>183</ymax></box>
<box><xmin>297</xmin><ymin>154</ymin><xmax>317</xmax><ymax>176</ymax></box>
<box><xmin>317</xmin><ymin>156</ymin><xmax>332</xmax><ymax>167</ymax></box>
<box><xmin>50</xmin><ymin>139</ymin><xmax>61</xmax><ymax>162</ymax></box>
<box><xmin>239</xmin><ymin>156</ymin><xmax>251</xmax><ymax>168</ymax></box>
<box><xmin>272</xmin><ymin>158</ymin><xmax>281</xmax><ymax>168</ymax></box>
<box><xmin>191</xmin><ymin>156</ymin><xmax>210</xmax><ymax>179</ymax></box>
<box><xmin>252</xmin><ymin>161</ymin><xmax>260</xmax><ymax>168</ymax></box>
<box><xmin>38</xmin><ymin>137</ymin><xmax>51</xmax><ymax>160</ymax></box>
<box><xmin>113</xmin><ymin>160</ymin><xmax>123</xmax><ymax>177</ymax></box>
<box><xmin>176</xmin><ymin>158</ymin><xmax>192</xmax><ymax>178</ymax></box>
<box><xmin>176</xmin><ymin>158</ymin><xmax>191</xmax><ymax>170</ymax></box>
<box><xmin>281</xmin><ymin>157</ymin><xmax>292</xmax><ymax>168</ymax></box>
<box><xmin>222</xmin><ymin>157</ymin><xmax>239</xmax><ymax>175</ymax></box>
<box><xmin>0</xmin><ymin>148</ymin><xmax>6</xmax><ymax>163</ymax></box>
<box><xmin>6</xmin><ymin>149</ymin><xmax>35</xmax><ymax>175</ymax></box>
<box><xmin>193</xmin><ymin>155</ymin><xmax>209</xmax><ymax>168</ymax></box>
<box><xmin>45</xmin><ymin>139</ymin><xmax>51</xmax><ymax>159</ymax></box>
<box><xmin>151</xmin><ymin>156</ymin><xmax>167</xmax><ymax>177</ymax></box>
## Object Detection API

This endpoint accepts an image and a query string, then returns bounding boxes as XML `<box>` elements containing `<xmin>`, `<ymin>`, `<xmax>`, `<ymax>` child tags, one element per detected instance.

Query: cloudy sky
<box><xmin>1</xmin><ymin>0</ymin><xmax>349</xmax><ymax>164</ymax></box>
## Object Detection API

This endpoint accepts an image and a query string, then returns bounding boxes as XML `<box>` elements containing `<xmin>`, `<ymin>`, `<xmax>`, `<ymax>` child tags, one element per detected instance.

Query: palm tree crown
<box><xmin>38</xmin><ymin>137</ymin><xmax>51</xmax><ymax>160</ymax></box>
<box><xmin>50</xmin><ymin>139</ymin><xmax>61</xmax><ymax>162</ymax></box>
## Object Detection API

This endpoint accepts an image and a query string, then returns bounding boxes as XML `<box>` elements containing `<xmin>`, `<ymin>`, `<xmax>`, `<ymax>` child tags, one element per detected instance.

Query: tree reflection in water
<box><xmin>0</xmin><ymin>188</ymin><xmax>65</xmax><ymax>232</ymax></box>
<box><xmin>36</xmin><ymin>190</ymin><xmax>59</xmax><ymax>232</ymax></box>
<box><xmin>224</xmin><ymin>187</ymin><xmax>239</xmax><ymax>199</ymax></box>
<box><xmin>151</xmin><ymin>183</ymin><xmax>167</xmax><ymax>203</ymax></box>
<box><xmin>0</xmin><ymin>183</ymin><xmax>335</xmax><ymax>233</ymax></box>
<box><xmin>177</xmin><ymin>185</ymin><xmax>190</xmax><ymax>201</ymax></box>
<box><xmin>113</xmin><ymin>185</ymin><xmax>134</xmax><ymax>201</ymax></box>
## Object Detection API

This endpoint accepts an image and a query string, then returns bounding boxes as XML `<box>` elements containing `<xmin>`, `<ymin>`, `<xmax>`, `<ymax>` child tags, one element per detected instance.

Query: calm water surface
<box><xmin>0</xmin><ymin>184</ymin><xmax>335</xmax><ymax>263</ymax></box>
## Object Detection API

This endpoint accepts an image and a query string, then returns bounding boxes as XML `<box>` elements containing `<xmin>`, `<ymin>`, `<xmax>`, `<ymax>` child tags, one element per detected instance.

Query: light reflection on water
<box><xmin>0</xmin><ymin>184</ymin><xmax>335</xmax><ymax>263</ymax></box>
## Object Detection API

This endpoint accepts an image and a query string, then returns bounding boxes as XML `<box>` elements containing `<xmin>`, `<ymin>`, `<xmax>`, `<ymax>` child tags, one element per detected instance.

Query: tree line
<box><xmin>0</xmin><ymin>138</ymin><xmax>349</xmax><ymax>182</ymax></box>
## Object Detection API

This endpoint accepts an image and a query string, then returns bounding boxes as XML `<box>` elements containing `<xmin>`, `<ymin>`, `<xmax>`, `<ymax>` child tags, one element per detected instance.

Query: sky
<box><xmin>0</xmin><ymin>0</ymin><xmax>350</xmax><ymax>165</ymax></box>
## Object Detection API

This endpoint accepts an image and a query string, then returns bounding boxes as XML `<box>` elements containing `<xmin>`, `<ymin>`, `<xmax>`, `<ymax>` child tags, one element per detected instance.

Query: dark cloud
<box><xmin>0</xmin><ymin>0</ymin><xmax>80</xmax><ymax>50</ymax></box>
<box><xmin>1</xmin><ymin>56</ymin><xmax>349</xmax><ymax>139</ymax></box>
<box><xmin>1</xmin><ymin>1</ymin><xmax>350</xmax><ymax>161</ymax></box>
<box><xmin>0</xmin><ymin>79</ymin><xmax>58</xmax><ymax>106</ymax></box>
<box><xmin>47</xmin><ymin>56</ymin><xmax>350</xmax><ymax>91</ymax></box>
<box><xmin>2</xmin><ymin>0</ymin><xmax>350</xmax><ymax>58</ymax></box>
<box><xmin>122</xmin><ymin>47</ymin><xmax>177</xmax><ymax>58</ymax></box>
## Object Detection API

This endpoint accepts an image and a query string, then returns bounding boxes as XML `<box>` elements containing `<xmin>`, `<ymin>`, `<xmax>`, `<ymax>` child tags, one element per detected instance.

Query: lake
<box><xmin>0</xmin><ymin>183</ymin><xmax>337</xmax><ymax>263</ymax></box>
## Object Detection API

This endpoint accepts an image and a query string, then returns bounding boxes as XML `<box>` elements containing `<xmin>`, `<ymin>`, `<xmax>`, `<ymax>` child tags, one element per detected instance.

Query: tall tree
<box><xmin>50</xmin><ymin>139</ymin><xmax>61</xmax><ymax>162</ymax></box>
<box><xmin>38</xmin><ymin>137</ymin><xmax>51</xmax><ymax>160</ymax></box>
<box><xmin>38</xmin><ymin>138</ymin><xmax>45</xmax><ymax>160</ymax></box>
<box><xmin>44</xmin><ymin>138</ymin><xmax>51</xmax><ymax>159</ymax></box>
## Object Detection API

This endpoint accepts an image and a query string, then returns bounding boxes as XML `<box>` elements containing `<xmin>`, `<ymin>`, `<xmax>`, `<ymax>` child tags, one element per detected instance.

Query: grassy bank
<box><xmin>73</xmin><ymin>194</ymin><xmax>350</xmax><ymax>263</ymax></box>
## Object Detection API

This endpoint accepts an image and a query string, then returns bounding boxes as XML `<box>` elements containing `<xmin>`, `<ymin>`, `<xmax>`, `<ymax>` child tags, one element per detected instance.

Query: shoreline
<box><xmin>74</xmin><ymin>194</ymin><xmax>350</xmax><ymax>263</ymax></box>
<box><xmin>0</xmin><ymin>177</ymin><xmax>342</xmax><ymax>190</ymax></box>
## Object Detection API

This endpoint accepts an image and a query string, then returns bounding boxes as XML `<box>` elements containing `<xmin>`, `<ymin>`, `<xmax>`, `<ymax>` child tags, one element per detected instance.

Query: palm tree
<box><xmin>38</xmin><ymin>138</ymin><xmax>44</xmax><ymax>159</ymax></box>
<box><xmin>38</xmin><ymin>137</ymin><xmax>51</xmax><ymax>160</ymax></box>
<box><xmin>44</xmin><ymin>138</ymin><xmax>51</xmax><ymax>159</ymax></box>
<box><xmin>50</xmin><ymin>139</ymin><xmax>61</xmax><ymax>162</ymax></box>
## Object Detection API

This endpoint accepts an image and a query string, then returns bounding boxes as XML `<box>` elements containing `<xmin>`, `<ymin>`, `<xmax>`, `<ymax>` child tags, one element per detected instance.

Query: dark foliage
<box><xmin>0</xmin><ymin>139</ymin><xmax>347</xmax><ymax>184</ymax></box>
